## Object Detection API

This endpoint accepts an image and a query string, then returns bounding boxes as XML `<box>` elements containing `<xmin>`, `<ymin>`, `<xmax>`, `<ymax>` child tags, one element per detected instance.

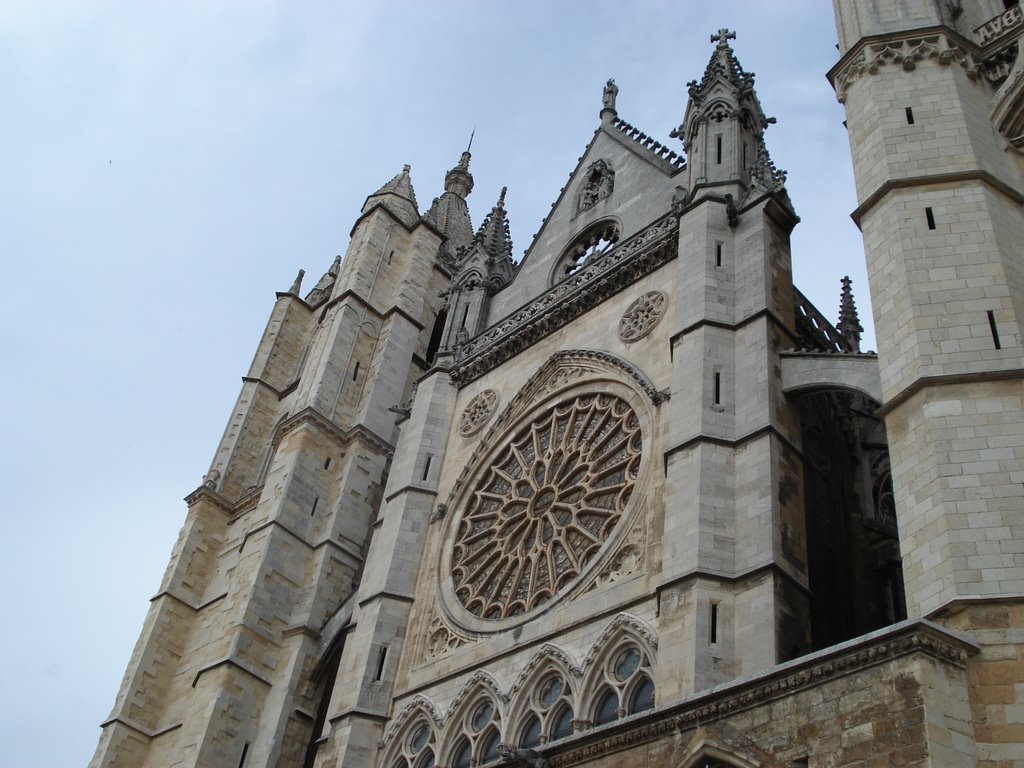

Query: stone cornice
<box><xmin>877</xmin><ymin>367</ymin><xmax>1024</xmax><ymax>417</ymax></box>
<box><xmin>449</xmin><ymin>214</ymin><xmax>679</xmax><ymax>387</ymax></box>
<box><xmin>275</xmin><ymin>406</ymin><xmax>395</xmax><ymax>458</ymax></box>
<box><xmin>544</xmin><ymin>620</ymin><xmax>977</xmax><ymax>766</ymax></box>
<box><xmin>828</xmin><ymin>27</ymin><xmax>979</xmax><ymax>104</ymax></box>
<box><xmin>850</xmin><ymin>169</ymin><xmax>1024</xmax><ymax>227</ymax></box>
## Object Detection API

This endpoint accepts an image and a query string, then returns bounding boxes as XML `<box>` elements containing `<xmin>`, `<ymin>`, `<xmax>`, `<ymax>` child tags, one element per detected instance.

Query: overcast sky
<box><xmin>0</xmin><ymin>2</ymin><xmax>867</xmax><ymax>766</ymax></box>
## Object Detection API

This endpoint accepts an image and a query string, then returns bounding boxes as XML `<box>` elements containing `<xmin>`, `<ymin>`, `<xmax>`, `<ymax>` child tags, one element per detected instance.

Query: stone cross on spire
<box><xmin>711</xmin><ymin>28</ymin><xmax>736</xmax><ymax>47</ymax></box>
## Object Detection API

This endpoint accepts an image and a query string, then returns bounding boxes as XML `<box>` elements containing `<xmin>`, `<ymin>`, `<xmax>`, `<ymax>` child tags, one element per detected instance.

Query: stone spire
<box><xmin>693</xmin><ymin>28</ymin><xmax>755</xmax><ymax>97</ymax></box>
<box><xmin>837</xmin><ymin>275</ymin><xmax>863</xmax><ymax>353</ymax></box>
<box><xmin>672</xmin><ymin>29</ymin><xmax>790</xmax><ymax>209</ymax></box>
<box><xmin>362</xmin><ymin>164</ymin><xmax>420</xmax><ymax>228</ymax></box>
<box><xmin>426</xmin><ymin>151</ymin><xmax>475</xmax><ymax>264</ymax></box>
<box><xmin>472</xmin><ymin>186</ymin><xmax>513</xmax><ymax>262</ymax></box>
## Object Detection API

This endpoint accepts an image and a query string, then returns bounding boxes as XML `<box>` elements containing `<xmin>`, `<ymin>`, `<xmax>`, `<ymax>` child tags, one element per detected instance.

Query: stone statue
<box><xmin>602</xmin><ymin>78</ymin><xmax>618</xmax><ymax>111</ymax></box>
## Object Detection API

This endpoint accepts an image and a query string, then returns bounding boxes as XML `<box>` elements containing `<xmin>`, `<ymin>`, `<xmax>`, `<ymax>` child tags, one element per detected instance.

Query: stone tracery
<box><xmin>619</xmin><ymin>291</ymin><xmax>667</xmax><ymax>343</ymax></box>
<box><xmin>451</xmin><ymin>393</ymin><xmax>642</xmax><ymax>620</ymax></box>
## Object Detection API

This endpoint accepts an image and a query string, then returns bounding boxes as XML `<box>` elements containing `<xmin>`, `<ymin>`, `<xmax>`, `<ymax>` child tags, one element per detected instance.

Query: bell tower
<box><xmin>831</xmin><ymin>4</ymin><xmax>1024</xmax><ymax>761</ymax></box>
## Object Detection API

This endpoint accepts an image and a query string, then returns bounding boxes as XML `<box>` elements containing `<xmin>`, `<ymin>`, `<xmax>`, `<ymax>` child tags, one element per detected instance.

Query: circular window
<box><xmin>450</xmin><ymin>393</ymin><xmax>642</xmax><ymax>620</ymax></box>
<box><xmin>555</xmin><ymin>221</ymin><xmax>620</xmax><ymax>281</ymax></box>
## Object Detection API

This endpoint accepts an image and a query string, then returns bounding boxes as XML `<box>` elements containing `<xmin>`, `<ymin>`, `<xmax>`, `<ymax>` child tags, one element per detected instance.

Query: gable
<box><xmin>488</xmin><ymin>121</ymin><xmax>685</xmax><ymax>320</ymax></box>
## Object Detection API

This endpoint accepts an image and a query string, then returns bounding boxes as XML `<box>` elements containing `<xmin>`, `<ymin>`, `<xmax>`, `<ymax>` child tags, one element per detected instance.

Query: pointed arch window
<box><xmin>389</xmin><ymin>720</ymin><xmax>436</xmax><ymax>768</ymax></box>
<box><xmin>516</xmin><ymin>672</ymin><xmax>576</xmax><ymax>747</ymax></box>
<box><xmin>447</xmin><ymin>697</ymin><xmax>502</xmax><ymax>768</ymax></box>
<box><xmin>591</xmin><ymin>644</ymin><xmax>655</xmax><ymax>725</ymax></box>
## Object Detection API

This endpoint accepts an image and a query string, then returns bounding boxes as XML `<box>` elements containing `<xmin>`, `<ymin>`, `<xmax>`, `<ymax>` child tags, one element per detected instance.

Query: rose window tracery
<box><xmin>459</xmin><ymin>389</ymin><xmax>499</xmax><ymax>436</ymax></box>
<box><xmin>451</xmin><ymin>393</ymin><xmax>642</xmax><ymax>620</ymax></box>
<box><xmin>618</xmin><ymin>291</ymin><xmax>666</xmax><ymax>343</ymax></box>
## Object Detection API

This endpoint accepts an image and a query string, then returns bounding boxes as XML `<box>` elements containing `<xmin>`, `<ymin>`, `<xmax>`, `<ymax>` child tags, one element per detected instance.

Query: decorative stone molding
<box><xmin>508</xmin><ymin>644</ymin><xmax>585</xmax><ymax>701</ymax></box>
<box><xmin>832</xmin><ymin>33</ymin><xmax>978</xmax><ymax>104</ymax></box>
<box><xmin>581</xmin><ymin>614</ymin><xmax>659</xmax><ymax>672</ymax></box>
<box><xmin>444</xmin><ymin>671</ymin><xmax>510</xmax><ymax>722</ymax></box>
<box><xmin>544</xmin><ymin>621</ymin><xmax>976</xmax><ymax>766</ymax></box>
<box><xmin>449</xmin><ymin>214</ymin><xmax>679</xmax><ymax>387</ymax></box>
<box><xmin>423</xmin><ymin>614</ymin><xmax>469</xmax><ymax>661</ymax></box>
<box><xmin>378</xmin><ymin>695</ymin><xmax>444</xmax><ymax>748</ymax></box>
<box><xmin>618</xmin><ymin>291</ymin><xmax>666</xmax><ymax>343</ymax></box>
<box><xmin>458</xmin><ymin>389</ymin><xmax>499</xmax><ymax>436</ymax></box>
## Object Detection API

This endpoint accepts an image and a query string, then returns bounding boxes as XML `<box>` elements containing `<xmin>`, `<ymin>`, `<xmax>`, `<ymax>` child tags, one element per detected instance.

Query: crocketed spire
<box><xmin>837</xmin><ymin>275</ymin><xmax>864</xmax><ymax>353</ymax></box>
<box><xmin>362</xmin><ymin>164</ymin><xmax>420</xmax><ymax>228</ymax></box>
<box><xmin>472</xmin><ymin>186</ymin><xmax>513</xmax><ymax>261</ymax></box>
<box><xmin>426</xmin><ymin>151</ymin><xmax>475</xmax><ymax>264</ymax></box>
<box><xmin>691</xmin><ymin>28</ymin><xmax>756</xmax><ymax>97</ymax></box>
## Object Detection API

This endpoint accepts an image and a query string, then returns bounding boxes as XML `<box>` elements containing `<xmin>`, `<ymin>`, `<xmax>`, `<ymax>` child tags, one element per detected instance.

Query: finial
<box><xmin>497</xmin><ymin>186</ymin><xmax>507</xmax><ymax>207</ymax></box>
<box><xmin>288</xmin><ymin>268</ymin><xmax>305</xmax><ymax>295</ymax></box>
<box><xmin>329</xmin><ymin>255</ymin><xmax>341</xmax><ymax>276</ymax></box>
<box><xmin>402</xmin><ymin>164</ymin><xmax>411</xmax><ymax>174</ymax></box>
<box><xmin>837</xmin><ymin>275</ymin><xmax>863</xmax><ymax>353</ymax></box>
<box><xmin>467</xmin><ymin>126</ymin><xmax>476</xmax><ymax>153</ymax></box>
<box><xmin>711</xmin><ymin>28</ymin><xmax>736</xmax><ymax>47</ymax></box>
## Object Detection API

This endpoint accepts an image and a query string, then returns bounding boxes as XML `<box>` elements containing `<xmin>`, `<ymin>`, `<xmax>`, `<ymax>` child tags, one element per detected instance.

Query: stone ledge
<box><xmin>545</xmin><ymin>619</ymin><xmax>978</xmax><ymax>766</ymax></box>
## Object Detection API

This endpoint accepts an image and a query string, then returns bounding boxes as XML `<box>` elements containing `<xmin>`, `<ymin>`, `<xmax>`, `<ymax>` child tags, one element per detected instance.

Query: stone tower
<box><xmin>831</xmin><ymin>0</ymin><xmax>1024</xmax><ymax>762</ymax></box>
<box><xmin>90</xmin><ymin>158</ymin><xmax>471</xmax><ymax>768</ymax></box>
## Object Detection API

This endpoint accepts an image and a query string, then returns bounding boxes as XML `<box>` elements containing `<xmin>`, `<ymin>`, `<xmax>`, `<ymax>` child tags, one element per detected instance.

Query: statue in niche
<box><xmin>602</xmin><ymin>78</ymin><xmax>618</xmax><ymax>110</ymax></box>
<box><xmin>577</xmin><ymin>159</ymin><xmax>614</xmax><ymax>212</ymax></box>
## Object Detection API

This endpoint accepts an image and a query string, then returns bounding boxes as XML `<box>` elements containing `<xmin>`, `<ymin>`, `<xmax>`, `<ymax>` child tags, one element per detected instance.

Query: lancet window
<box><xmin>590</xmin><ymin>644</ymin><xmax>654</xmax><ymax>725</ymax></box>
<box><xmin>516</xmin><ymin>672</ymin><xmax>576</xmax><ymax>748</ymax></box>
<box><xmin>448</xmin><ymin>698</ymin><xmax>502</xmax><ymax>768</ymax></box>
<box><xmin>389</xmin><ymin>720</ymin><xmax>436</xmax><ymax>768</ymax></box>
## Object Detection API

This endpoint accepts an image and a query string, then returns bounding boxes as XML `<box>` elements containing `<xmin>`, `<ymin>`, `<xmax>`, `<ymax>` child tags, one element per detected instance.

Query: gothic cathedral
<box><xmin>92</xmin><ymin>3</ymin><xmax>1024</xmax><ymax>767</ymax></box>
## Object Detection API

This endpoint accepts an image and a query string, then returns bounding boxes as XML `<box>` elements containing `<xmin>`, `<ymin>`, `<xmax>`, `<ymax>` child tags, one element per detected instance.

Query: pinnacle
<box><xmin>362</xmin><ymin>165</ymin><xmax>420</xmax><ymax>229</ymax></box>
<box><xmin>837</xmin><ymin>275</ymin><xmax>864</xmax><ymax>353</ymax></box>
<box><xmin>472</xmin><ymin>186</ymin><xmax>513</xmax><ymax>261</ymax></box>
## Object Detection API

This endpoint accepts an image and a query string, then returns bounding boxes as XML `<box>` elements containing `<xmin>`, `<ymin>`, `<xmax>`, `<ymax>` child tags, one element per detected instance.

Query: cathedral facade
<box><xmin>92</xmin><ymin>3</ymin><xmax>1024</xmax><ymax>767</ymax></box>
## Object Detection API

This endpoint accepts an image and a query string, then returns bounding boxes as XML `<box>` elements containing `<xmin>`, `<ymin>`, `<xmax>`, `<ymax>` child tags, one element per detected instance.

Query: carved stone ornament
<box><xmin>450</xmin><ymin>214</ymin><xmax>678</xmax><ymax>387</ymax></box>
<box><xmin>576</xmin><ymin>159</ymin><xmax>615</xmax><ymax>213</ymax></box>
<box><xmin>618</xmin><ymin>291</ymin><xmax>667</xmax><ymax>343</ymax></box>
<box><xmin>832</xmin><ymin>33</ymin><xmax>978</xmax><ymax>104</ymax></box>
<box><xmin>451</xmin><ymin>393</ymin><xmax>642</xmax><ymax>620</ymax></box>
<box><xmin>458</xmin><ymin>389</ymin><xmax>499</xmax><ymax>437</ymax></box>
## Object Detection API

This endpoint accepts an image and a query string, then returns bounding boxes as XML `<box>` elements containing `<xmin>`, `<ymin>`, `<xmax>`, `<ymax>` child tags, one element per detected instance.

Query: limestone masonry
<box><xmin>92</xmin><ymin>3</ymin><xmax>1024</xmax><ymax>767</ymax></box>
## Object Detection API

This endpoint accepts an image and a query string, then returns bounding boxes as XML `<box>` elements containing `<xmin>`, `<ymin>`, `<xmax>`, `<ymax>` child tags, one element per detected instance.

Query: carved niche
<box><xmin>576</xmin><ymin>159</ymin><xmax>614</xmax><ymax>213</ymax></box>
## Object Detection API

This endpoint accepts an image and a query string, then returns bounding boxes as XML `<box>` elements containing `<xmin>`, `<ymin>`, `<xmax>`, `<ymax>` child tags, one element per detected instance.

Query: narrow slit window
<box><xmin>905</xmin><ymin>106</ymin><xmax>915</xmax><ymax>125</ymax></box>
<box><xmin>310</xmin><ymin>497</ymin><xmax>319</xmax><ymax>516</ymax></box>
<box><xmin>238</xmin><ymin>743</ymin><xmax>250</xmax><ymax>768</ymax></box>
<box><xmin>375</xmin><ymin>645</ymin><xmax>389</xmax><ymax>680</ymax></box>
<box><xmin>715</xmin><ymin>242</ymin><xmax>722</xmax><ymax>267</ymax></box>
<box><xmin>710</xmin><ymin>601</ymin><xmax>719</xmax><ymax>644</ymax></box>
<box><xmin>323</xmin><ymin>457</ymin><xmax>332</xmax><ymax>470</ymax></box>
<box><xmin>742</xmin><ymin>142</ymin><xmax>747</xmax><ymax>167</ymax></box>
<box><xmin>988</xmin><ymin>310</ymin><xmax>1002</xmax><ymax>349</ymax></box>
<box><xmin>925</xmin><ymin>207</ymin><xmax>936</xmax><ymax>230</ymax></box>
<box><xmin>714</xmin><ymin>372</ymin><xmax>722</xmax><ymax>405</ymax></box>
<box><xmin>387</xmin><ymin>250</ymin><xmax>394</xmax><ymax>264</ymax></box>
<box><xmin>352</xmin><ymin>361</ymin><xmax>360</xmax><ymax>381</ymax></box>
<box><xmin>716</xmin><ymin>134</ymin><xmax>723</xmax><ymax>164</ymax></box>
<box><xmin>422</xmin><ymin>455</ymin><xmax>433</xmax><ymax>482</ymax></box>
<box><xmin>461</xmin><ymin>304</ymin><xmax>470</xmax><ymax>326</ymax></box>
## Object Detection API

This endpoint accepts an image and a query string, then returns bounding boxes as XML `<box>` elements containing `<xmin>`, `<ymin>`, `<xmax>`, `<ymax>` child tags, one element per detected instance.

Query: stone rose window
<box><xmin>450</xmin><ymin>393</ymin><xmax>641</xmax><ymax>620</ymax></box>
